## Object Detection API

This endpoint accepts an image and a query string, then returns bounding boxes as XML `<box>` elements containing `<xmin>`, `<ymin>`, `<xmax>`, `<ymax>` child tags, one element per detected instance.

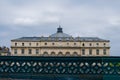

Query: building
<box><xmin>0</xmin><ymin>46</ymin><xmax>10</xmax><ymax>56</ymax></box>
<box><xmin>11</xmin><ymin>27</ymin><xmax>110</xmax><ymax>56</ymax></box>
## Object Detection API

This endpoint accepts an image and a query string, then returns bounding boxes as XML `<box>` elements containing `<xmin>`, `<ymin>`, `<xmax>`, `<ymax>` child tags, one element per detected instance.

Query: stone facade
<box><xmin>0</xmin><ymin>46</ymin><xmax>10</xmax><ymax>56</ymax></box>
<box><xmin>11</xmin><ymin>27</ymin><xmax>110</xmax><ymax>56</ymax></box>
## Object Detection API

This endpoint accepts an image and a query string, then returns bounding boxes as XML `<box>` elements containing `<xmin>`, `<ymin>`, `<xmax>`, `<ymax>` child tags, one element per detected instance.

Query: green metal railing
<box><xmin>0</xmin><ymin>56</ymin><xmax>120</xmax><ymax>80</ymax></box>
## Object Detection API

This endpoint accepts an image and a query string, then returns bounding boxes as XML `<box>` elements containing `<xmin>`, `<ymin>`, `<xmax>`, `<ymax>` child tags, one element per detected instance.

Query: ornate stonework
<box><xmin>11</xmin><ymin>27</ymin><xmax>110</xmax><ymax>56</ymax></box>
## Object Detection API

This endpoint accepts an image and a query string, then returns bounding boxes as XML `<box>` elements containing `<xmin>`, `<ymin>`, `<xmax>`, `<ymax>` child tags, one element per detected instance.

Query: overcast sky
<box><xmin>0</xmin><ymin>0</ymin><xmax>120</xmax><ymax>56</ymax></box>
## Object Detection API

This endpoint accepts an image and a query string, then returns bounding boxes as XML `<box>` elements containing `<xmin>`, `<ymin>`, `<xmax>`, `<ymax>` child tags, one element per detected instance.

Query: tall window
<box><xmin>15</xmin><ymin>43</ymin><xmax>17</xmax><ymax>46</ymax></box>
<box><xmin>96</xmin><ymin>49</ymin><xmax>99</xmax><ymax>55</ymax></box>
<box><xmin>21</xmin><ymin>49</ymin><xmax>24</xmax><ymax>54</ymax></box>
<box><xmin>14</xmin><ymin>49</ymin><xmax>17</xmax><ymax>54</ymax></box>
<box><xmin>89</xmin><ymin>49</ymin><xmax>92</xmax><ymax>55</ymax></box>
<box><xmin>103</xmin><ymin>49</ymin><xmax>106</xmax><ymax>55</ymax></box>
<box><xmin>22</xmin><ymin>43</ymin><xmax>24</xmax><ymax>46</ymax></box>
<box><xmin>28</xmin><ymin>49</ymin><xmax>32</xmax><ymax>54</ymax></box>
<box><xmin>36</xmin><ymin>49</ymin><xmax>39</xmax><ymax>54</ymax></box>
<box><xmin>82</xmin><ymin>49</ymin><xmax>85</xmax><ymax>55</ymax></box>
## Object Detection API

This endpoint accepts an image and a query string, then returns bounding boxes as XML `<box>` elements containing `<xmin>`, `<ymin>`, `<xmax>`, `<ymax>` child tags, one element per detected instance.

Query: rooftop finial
<box><xmin>57</xmin><ymin>25</ymin><xmax>63</xmax><ymax>33</ymax></box>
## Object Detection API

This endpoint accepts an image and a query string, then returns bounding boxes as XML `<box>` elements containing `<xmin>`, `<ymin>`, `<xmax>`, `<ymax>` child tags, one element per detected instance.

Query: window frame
<box><xmin>82</xmin><ymin>49</ymin><xmax>85</xmax><ymax>55</ymax></box>
<box><xmin>96</xmin><ymin>49</ymin><xmax>99</xmax><ymax>55</ymax></box>
<box><xmin>21</xmin><ymin>49</ymin><xmax>24</xmax><ymax>54</ymax></box>
<box><xmin>22</xmin><ymin>43</ymin><xmax>24</xmax><ymax>46</ymax></box>
<box><xmin>28</xmin><ymin>49</ymin><xmax>32</xmax><ymax>54</ymax></box>
<box><xmin>36</xmin><ymin>49</ymin><xmax>39</xmax><ymax>54</ymax></box>
<box><xmin>14</xmin><ymin>49</ymin><xmax>17</xmax><ymax>54</ymax></box>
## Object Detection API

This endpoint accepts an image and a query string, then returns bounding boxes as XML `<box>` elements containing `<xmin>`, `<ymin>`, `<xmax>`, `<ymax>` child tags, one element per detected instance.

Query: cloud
<box><xmin>0</xmin><ymin>0</ymin><xmax>120</xmax><ymax>56</ymax></box>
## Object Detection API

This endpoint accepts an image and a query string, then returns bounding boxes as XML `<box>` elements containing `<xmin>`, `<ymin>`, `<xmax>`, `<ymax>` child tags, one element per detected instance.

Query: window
<box><xmin>103</xmin><ymin>49</ymin><xmax>106</xmax><ymax>55</ymax></box>
<box><xmin>67</xmin><ymin>43</ymin><xmax>69</xmax><ymax>45</ymax></box>
<box><xmin>43</xmin><ymin>52</ymin><xmax>48</xmax><ymax>56</ymax></box>
<box><xmin>82</xmin><ymin>49</ymin><xmax>85</xmax><ymax>55</ymax></box>
<box><xmin>29</xmin><ymin>43</ymin><xmax>31</xmax><ymax>46</ymax></box>
<box><xmin>82</xmin><ymin>43</ymin><xmax>85</xmax><ymax>47</ymax></box>
<box><xmin>15</xmin><ymin>43</ymin><xmax>17</xmax><ymax>46</ymax></box>
<box><xmin>104</xmin><ymin>43</ymin><xmax>106</xmax><ymax>46</ymax></box>
<box><xmin>89</xmin><ymin>49</ymin><xmax>92</xmax><ymax>55</ymax></box>
<box><xmin>45</xmin><ymin>43</ymin><xmax>47</xmax><ymax>45</ymax></box>
<box><xmin>89</xmin><ymin>43</ymin><xmax>92</xmax><ymax>46</ymax></box>
<box><xmin>51</xmin><ymin>52</ymin><xmax>55</xmax><ymax>56</ymax></box>
<box><xmin>104</xmin><ymin>43</ymin><xmax>106</xmax><ymax>45</ymax></box>
<box><xmin>21</xmin><ymin>49</ymin><xmax>24</xmax><ymax>54</ymax></box>
<box><xmin>73</xmin><ymin>52</ymin><xmax>78</xmax><ymax>56</ymax></box>
<box><xmin>36</xmin><ymin>49</ymin><xmax>39</xmax><ymax>54</ymax></box>
<box><xmin>14</xmin><ymin>49</ymin><xmax>17</xmax><ymax>54</ymax></box>
<box><xmin>22</xmin><ymin>43</ymin><xmax>24</xmax><ymax>46</ymax></box>
<box><xmin>28</xmin><ymin>49</ymin><xmax>32</xmax><ymax>54</ymax></box>
<box><xmin>96</xmin><ymin>43</ymin><xmax>99</xmax><ymax>46</ymax></box>
<box><xmin>58</xmin><ymin>52</ymin><xmax>63</xmax><ymax>56</ymax></box>
<box><xmin>96</xmin><ymin>49</ymin><xmax>99</xmax><ymax>55</ymax></box>
<box><xmin>36</xmin><ymin>43</ymin><xmax>39</xmax><ymax>46</ymax></box>
<box><xmin>66</xmin><ymin>52</ymin><xmax>70</xmax><ymax>56</ymax></box>
<box><xmin>52</xmin><ymin>43</ymin><xmax>55</xmax><ymax>45</ymax></box>
<box><xmin>74</xmin><ymin>43</ymin><xmax>76</xmax><ymax>45</ymax></box>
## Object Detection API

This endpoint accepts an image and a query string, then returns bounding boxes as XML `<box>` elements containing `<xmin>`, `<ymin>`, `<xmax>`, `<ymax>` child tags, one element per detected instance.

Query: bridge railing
<box><xmin>0</xmin><ymin>56</ymin><xmax>120</xmax><ymax>79</ymax></box>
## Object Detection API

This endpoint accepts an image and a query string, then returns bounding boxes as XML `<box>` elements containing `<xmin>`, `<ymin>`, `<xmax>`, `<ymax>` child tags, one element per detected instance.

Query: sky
<box><xmin>0</xmin><ymin>0</ymin><xmax>120</xmax><ymax>56</ymax></box>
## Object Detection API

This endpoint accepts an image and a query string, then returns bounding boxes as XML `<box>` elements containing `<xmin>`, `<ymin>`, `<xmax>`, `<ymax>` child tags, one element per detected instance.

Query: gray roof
<box><xmin>11</xmin><ymin>37</ymin><xmax>109</xmax><ymax>42</ymax></box>
<box><xmin>11</xmin><ymin>27</ymin><xmax>109</xmax><ymax>42</ymax></box>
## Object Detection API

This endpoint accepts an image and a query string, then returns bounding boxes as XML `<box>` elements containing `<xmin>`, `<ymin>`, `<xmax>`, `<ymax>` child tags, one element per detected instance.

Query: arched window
<box><xmin>43</xmin><ymin>52</ymin><xmax>49</xmax><ymax>56</ymax></box>
<box><xmin>73</xmin><ymin>52</ymin><xmax>78</xmax><ymax>56</ymax></box>
<box><xmin>58</xmin><ymin>52</ymin><xmax>63</xmax><ymax>56</ymax></box>
<box><xmin>51</xmin><ymin>52</ymin><xmax>55</xmax><ymax>56</ymax></box>
<box><xmin>66</xmin><ymin>52</ymin><xmax>71</xmax><ymax>56</ymax></box>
